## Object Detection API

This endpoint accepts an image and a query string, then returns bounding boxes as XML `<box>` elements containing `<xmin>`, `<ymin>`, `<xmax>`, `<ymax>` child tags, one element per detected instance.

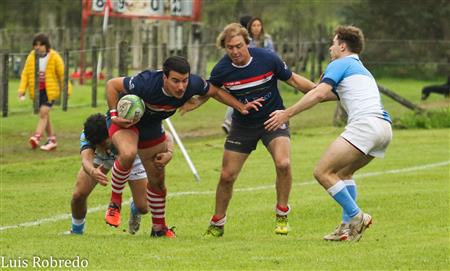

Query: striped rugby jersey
<box><xmin>209</xmin><ymin>48</ymin><xmax>292</xmax><ymax>127</ymax></box>
<box><xmin>123</xmin><ymin>70</ymin><xmax>210</xmax><ymax>123</ymax></box>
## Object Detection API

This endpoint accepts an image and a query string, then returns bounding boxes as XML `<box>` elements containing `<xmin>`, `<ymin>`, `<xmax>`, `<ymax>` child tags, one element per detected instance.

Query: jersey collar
<box><xmin>161</xmin><ymin>87</ymin><xmax>172</xmax><ymax>97</ymax></box>
<box><xmin>231</xmin><ymin>57</ymin><xmax>253</xmax><ymax>68</ymax></box>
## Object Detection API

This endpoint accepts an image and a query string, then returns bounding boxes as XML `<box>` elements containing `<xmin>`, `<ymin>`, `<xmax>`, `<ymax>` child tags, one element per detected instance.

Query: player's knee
<box><xmin>275</xmin><ymin>158</ymin><xmax>291</xmax><ymax>174</ymax></box>
<box><xmin>118</xmin><ymin>150</ymin><xmax>137</xmax><ymax>168</ymax></box>
<box><xmin>220</xmin><ymin>170</ymin><xmax>237</xmax><ymax>184</ymax></box>
<box><xmin>313</xmin><ymin>166</ymin><xmax>326</xmax><ymax>182</ymax></box>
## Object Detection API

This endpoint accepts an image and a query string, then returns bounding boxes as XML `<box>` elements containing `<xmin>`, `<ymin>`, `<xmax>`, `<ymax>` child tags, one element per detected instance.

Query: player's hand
<box><xmin>240</xmin><ymin>97</ymin><xmax>264</xmax><ymax>115</ymax></box>
<box><xmin>18</xmin><ymin>93</ymin><xmax>26</xmax><ymax>101</ymax></box>
<box><xmin>91</xmin><ymin>164</ymin><xmax>109</xmax><ymax>186</ymax></box>
<box><xmin>264</xmin><ymin>110</ymin><xmax>289</xmax><ymax>131</ymax></box>
<box><xmin>111</xmin><ymin>116</ymin><xmax>134</xmax><ymax>128</ymax></box>
<box><xmin>153</xmin><ymin>151</ymin><xmax>173</xmax><ymax>169</ymax></box>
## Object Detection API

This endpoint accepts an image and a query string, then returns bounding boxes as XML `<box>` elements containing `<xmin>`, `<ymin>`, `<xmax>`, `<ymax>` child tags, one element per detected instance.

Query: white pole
<box><xmin>164</xmin><ymin>118</ymin><xmax>200</xmax><ymax>182</ymax></box>
<box><xmin>97</xmin><ymin>0</ymin><xmax>110</xmax><ymax>78</ymax></box>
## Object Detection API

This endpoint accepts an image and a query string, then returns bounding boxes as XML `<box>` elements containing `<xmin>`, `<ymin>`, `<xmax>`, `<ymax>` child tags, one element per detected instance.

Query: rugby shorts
<box><xmin>341</xmin><ymin>116</ymin><xmax>392</xmax><ymax>158</ymax></box>
<box><xmin>224</xmin><ymin>121</ymin><xmax>290</xmax><ymax>154</ymax></box>
<box><xmin>94</xmin><ymin>154</ymin><xmax>147</xmax><ymax>181</ymax></box>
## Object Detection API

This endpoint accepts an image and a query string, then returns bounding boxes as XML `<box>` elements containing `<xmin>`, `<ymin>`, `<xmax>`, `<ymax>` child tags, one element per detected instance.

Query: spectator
<box><xmin>248</xmin><ymin>17</ymin><xmax>275</xmax><ymax>53</ymax></box>
<box><xmin>18</xmin><ymin>33</ymin><xmax>71</xmax><ymax>151</ymax></box>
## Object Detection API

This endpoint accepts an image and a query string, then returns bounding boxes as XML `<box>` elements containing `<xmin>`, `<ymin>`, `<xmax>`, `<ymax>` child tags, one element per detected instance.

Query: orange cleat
<box><xmin>151</xmin><ymin>226</ymin><xmax>176</xmax><ymax>238</ymax></box>
<box><xmin>105</xmin><ymin>203</ymin><xmax>121</xmax><ymax>227</ymax></box>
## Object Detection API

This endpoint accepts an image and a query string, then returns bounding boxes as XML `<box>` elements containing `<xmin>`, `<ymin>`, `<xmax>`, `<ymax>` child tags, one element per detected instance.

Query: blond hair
<box><xmin>216</xmin><ymin>23</ymin><xmax>250</xmax><ymax>49</ymax></box>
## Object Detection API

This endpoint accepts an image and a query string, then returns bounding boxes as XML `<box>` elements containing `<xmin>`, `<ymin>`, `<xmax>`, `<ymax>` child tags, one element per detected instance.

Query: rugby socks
<box><xmin>110</xmin><ymin>160</ymin><xmax>130</xmax><ymax>207</ymax></box>
<box><xmin>276</xmin><ymin>204</ymin><xmax>291</xmax><ymax>217</ymax></box>
<box><xmin>147</xmin><ymin>187</ymin><xmax>167</xmax><ymax>230</ymax></box>
<box><xmin>327</xmin><ymin>180</ymin><xmax>360</xmax><ymax>219</ymax></box>
<box><xmin>210</xmin><ymin>214</ymin><xmax>227</xmax><ymax>227</ymax></box>
<box><xmin>342</xmin><ymin>179</ymin><xmax>357</xmax><ymax>223</ymax></box>
<box><xmin>71</xmin><ymin>217</ymin><xmax>85</xmax><ymax>234</ymax></box>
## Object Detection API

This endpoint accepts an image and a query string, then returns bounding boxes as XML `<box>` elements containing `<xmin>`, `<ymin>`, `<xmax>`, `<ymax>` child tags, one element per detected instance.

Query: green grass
<box><xmin>1</xmin><ymin>76</ymin><xmax>449</xmax><ymax>270</ymax></box>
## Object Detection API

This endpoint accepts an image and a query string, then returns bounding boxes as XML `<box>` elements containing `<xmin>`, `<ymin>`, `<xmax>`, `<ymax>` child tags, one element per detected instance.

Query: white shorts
<box><xmin>94</xmin><ymin>155</ymin><xmax>147</xmax><ymax>181</ymax></box>
<box><xmin>341</xmin><ymin>117</ymin><xmax>392</xmax><ymax>158</ymax></box>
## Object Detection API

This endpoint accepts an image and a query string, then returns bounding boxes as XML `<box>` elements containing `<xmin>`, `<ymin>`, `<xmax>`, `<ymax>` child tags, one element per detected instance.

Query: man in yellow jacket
<box><xmin>18</xmin><ymin>33</ymin><xmax>72</xmax><ymax>151</ymax></box>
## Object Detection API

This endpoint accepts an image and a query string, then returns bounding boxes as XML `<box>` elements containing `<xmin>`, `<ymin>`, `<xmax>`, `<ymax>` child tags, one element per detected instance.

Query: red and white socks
<box><xmin>276</xmin><ymin>204</ymin><xmax>291</xmax><ymax>217</ymax></box>
<box><xmin>110</xmin><ymin>160</ymin><xmax>131</xmax><ymax>207</ymax></box>
<box><xmin>147</xmin><ymin>187</ymin><xmax>167</xmax><ymax>231</ymax></box>
<box><xmin>210</xmin><ymin>214</ymin><xmax>227</xmax><ymax>227</ymax></box>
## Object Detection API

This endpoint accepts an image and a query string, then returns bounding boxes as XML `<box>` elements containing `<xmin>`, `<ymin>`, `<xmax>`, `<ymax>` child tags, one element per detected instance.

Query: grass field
<box><xmin>1</xmin><ymin>76</ymin><xmax>449</xmax><ymax>270</ymax></box>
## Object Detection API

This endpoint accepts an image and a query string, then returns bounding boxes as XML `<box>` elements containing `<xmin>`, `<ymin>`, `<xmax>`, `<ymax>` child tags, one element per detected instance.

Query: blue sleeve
<box><xmin>189</xmin><ymin>75</ymin><xmax>210</xmax><ymax>96</ymax></box>
<box><xmin>208</xmin><ymin>64</ymin><xmax>223</xmax><ymax>88</ymax></box>
<box><xmin>272</xmin><ymin>53</ymin><xmax>292</xmax><ymax>81</ymax></box>
<box><xmin>123</xmin><ymin>71</ymin><xmax>148</xmax><ymax>96</ymax></box>
<box><xmin>264</xmin><ymin>38</ymin><xmax>275</xmax><ymax>53</ymax></box>
<box><xmin>321</xmin><ymin>59</ymin><xmax>349</xmax><ymax>87</ymax></box>
<box><xmin>80</xmin><ymin>131</ymin><xmax>94</xmax><ymax>152</ymax></box>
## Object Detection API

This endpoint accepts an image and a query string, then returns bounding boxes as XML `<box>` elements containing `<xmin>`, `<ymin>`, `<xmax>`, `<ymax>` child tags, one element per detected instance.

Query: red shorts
<box><xmin>108</xmin><ymin>123</ymin><xmax>167</xmax><ymax>149</ymax></box>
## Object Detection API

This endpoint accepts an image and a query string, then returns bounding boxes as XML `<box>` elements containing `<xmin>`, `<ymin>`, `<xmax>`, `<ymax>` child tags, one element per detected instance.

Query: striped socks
<box><xmin>147</xmin><ymin>187</ymin><xmax>167</xmax><ymax>230</ymax></box>
<box><xmin>111</xmin><ymin>160</ymin><xmax>131</xmax><ymax>207</ymax></box>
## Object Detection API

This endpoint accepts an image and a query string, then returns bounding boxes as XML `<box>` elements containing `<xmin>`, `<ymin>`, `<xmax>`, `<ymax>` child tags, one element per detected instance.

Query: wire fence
<box><xmin>1</xmin><ymin>37</ymin><xmax>449</xmax><ymax>117</ymax></box>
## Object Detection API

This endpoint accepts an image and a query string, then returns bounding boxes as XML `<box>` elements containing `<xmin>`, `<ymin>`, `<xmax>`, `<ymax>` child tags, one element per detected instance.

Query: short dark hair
<box><xmin>239</xmin><ymin>15</ymin><xmax>253</xmax><ymax>28</ymax></box>
<box><xmin>163</xmin><ymin>56</ymin><xmax>190</xmax><ymax>77</ymax></box>
<box><xmin>335</xmin><ymin>25</ymin><xmax>365</xmax><ymax>54</ymax></box>
<box><xmin>83</xmin><ymin>113</ymin><xmax>108</xmax><ymax>146</ymax></box>
<box><xmin>32</xmin><ymin>33</ymin><xmax>51</xmax><ymax>52</ymax></box>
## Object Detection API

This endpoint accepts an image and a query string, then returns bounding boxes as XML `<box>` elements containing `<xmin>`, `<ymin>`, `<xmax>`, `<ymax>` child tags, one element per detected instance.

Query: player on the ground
<box><xmin>265</xmin><ymin>25</ymin><xmax>392</xmax><ymax>241</ymax></box>
<box><xmin>105</xmin><ymin>56</ymin><xmax>262</xmax><ymax>238</ymax></box>
<box><xmin>70</xmin><ymin>113</ymin><xmax>153</xmax><ymax>235</ymax></box>
<box><xmin>192</xmin><ymin>23</ymin><xmax>315</xmax><ymax>237</ymax></box>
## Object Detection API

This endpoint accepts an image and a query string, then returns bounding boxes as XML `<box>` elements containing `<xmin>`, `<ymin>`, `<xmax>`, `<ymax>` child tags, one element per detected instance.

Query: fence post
<box><xmin>33</xmin><ymin>48</ymin><xmax>40</xmax><ymax>114</ymax></box>
<box><xmin>161</xmin><ymin>42</ymin><xmax>167</xmax><ymax>63</ymax></box>
<box><xmin>92</xmin><ymin>46</ymin><xmax>98</xmax><ymax>108</ymax></box>
<box><xmin>118</xmin><ymin>41</ymin><xmax>128</xmax><ymax>77</ymax></box>
<box><xmin>151</xmin><ymin>24</ymin><xmax>158</xmax><ymax>69</ymax></box>
<box><xmin>142</xmin><ymin>42</ymin><xmax>149</xmax><ymax>70</ymax></box>
<box><xmin>62</xmin><ymin>49</ymin><xmax>69</xmax><ymax>111</ymax></box>
<box><xmin>1</xmin><ymin>51</ymin><xmax>9</xmax><ymax>117</ymax></box>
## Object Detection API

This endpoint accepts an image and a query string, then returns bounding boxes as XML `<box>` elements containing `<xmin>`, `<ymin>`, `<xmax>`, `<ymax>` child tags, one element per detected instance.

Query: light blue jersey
<box><xmin>321</xmin><ymin>55</ymin><xmax>391</xmax><ymax>123</ymax></box>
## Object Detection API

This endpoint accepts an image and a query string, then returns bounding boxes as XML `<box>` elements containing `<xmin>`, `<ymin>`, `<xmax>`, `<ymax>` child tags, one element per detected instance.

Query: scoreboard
<box><xmin>88</xmin><ymin>0</ymin><xmax>201</xmax><ymax>21</ymax></box>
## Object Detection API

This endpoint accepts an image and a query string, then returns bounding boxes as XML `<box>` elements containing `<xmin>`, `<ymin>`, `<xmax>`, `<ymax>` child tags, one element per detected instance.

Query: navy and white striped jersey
<box><xmin>123</xmin><ymin>70</ymin><xmax>210</xmax><ymax>123</ymax></box>
<box><xmin>209</xmin><ymin>48</ymin><xmax>292</xmax><ymax>127</ymax></box>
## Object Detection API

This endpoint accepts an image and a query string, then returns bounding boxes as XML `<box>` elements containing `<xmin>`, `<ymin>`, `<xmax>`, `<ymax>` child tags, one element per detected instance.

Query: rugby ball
<box><xmin>117</xmin><ymin>94</ymin><xmax>145</xmax><ymax>123</ymax></box>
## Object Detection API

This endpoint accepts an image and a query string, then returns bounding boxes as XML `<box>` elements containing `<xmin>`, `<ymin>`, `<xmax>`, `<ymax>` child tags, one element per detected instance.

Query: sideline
<box><xmin>1</xmin><ymin>160</ymin><xmax>448</xmax><ymax>232</ymax></box>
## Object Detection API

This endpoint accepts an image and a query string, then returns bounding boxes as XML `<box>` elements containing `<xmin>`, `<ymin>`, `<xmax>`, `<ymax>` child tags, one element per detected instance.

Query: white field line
<box><xmin>0</xmin><ymin>160</ymin><xmax>448</xmax><ymax>232</ymax></box>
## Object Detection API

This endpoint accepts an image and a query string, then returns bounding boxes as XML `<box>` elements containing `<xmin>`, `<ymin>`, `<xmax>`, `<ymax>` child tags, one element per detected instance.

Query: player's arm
<box><xmin>285</xmin><ymin>72</ymin><xmax>316</xmax><ymax>94</ymax></box>
<box><xmin>80</xmin><ymin>148</ymin><xmax>108</xmax><ymax>186</ymax></box>
<box><xmin>206</xmin><ymin>84</ymin><xmax>264</xmax><ymax>115</ymax></box>
<box><xmin>106</xmin><ymin>77</ymin><xmax>133</xmax><ymax>127</ymax></box>
<box><xmin>178</xmin><ymin>95</ymin><xmax>210</xmax><ymax>115</ymax></box>
<box><xmin>264</xmin><ymin>82</ymin><xmax>337</xmax><ymax>131</ymax></box>
<box><xmin>154</xmin><ymin>132</ymin><xmax>174</xmax><ymax>169</ymax></box>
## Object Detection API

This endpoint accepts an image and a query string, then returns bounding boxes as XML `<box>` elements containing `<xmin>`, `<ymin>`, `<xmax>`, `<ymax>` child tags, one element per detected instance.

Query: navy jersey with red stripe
<box><xmin>209</xmin><ymin>47</ymin><xmax>292</xmax><ymax>126</ymax></box>
<box><xmin>123</xmin><ymin>70</ymin><xmax>210</xmax><ymax>123</ymax></box>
